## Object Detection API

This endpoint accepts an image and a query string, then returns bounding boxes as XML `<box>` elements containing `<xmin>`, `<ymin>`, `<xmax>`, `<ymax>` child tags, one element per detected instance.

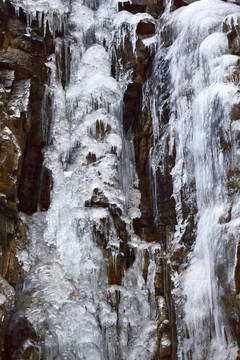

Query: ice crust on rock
<box><xmin>112</xmin><ymin>11</ymin><xmax>155</xmax><ymax>53</ymax></box>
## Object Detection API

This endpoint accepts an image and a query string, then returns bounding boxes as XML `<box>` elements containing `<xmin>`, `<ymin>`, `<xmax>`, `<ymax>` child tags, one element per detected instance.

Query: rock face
<box><xmin>0</xmin><ymin>0</ymin><xmax>53</xmax><ymax>357</ymax></box>
<box><xmin>0</xmin><ymin>277</ymin><xmax>15</xmax><ymax>359</ymax></box>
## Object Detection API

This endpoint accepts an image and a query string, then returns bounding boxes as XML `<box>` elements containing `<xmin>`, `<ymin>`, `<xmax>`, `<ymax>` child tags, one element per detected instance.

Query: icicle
<box><xmin>149</xmin><ymin>148</ymin><xmax>159</xmax><ymax>225</ymax></box>
<box><xmin>112</xmin><ymin>250</ymin><xmax>118</xmax><ymax>274</ymax></box>
<box><xmin>37</xmin><ymin>11</ymin><xmax>43</xmax><ymax>28</ymax></box>
<box><xmin>14</xmin><ymin>6</ymin><xmax>20</xmax><ymax>17</ymax></box>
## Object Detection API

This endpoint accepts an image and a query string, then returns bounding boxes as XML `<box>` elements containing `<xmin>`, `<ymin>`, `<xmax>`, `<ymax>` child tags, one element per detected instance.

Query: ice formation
<box><xmin>10</xmin><ymin>0</ymin><xmax>163</xmax><ymax>359</ymax></box>
<box><xmin>5</xmin><ymin>0</ymin><xmax>240</xmax><ymax>359</ymax></box>
<box><xmin>147</xmin><ymin>0</ymin><xmax>240</xmax><ymax>359</ymax></box>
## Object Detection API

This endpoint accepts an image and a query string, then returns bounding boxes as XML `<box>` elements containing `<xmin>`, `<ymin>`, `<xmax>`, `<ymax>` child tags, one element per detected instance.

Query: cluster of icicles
<box><xmin>9</xmin><ymin>0</ymin><xmax>165</xmax><ymax>360</ymax></box>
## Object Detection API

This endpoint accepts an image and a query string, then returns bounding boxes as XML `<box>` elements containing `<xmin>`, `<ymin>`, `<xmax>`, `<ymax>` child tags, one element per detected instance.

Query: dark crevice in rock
<box><xmin>170</xmin><ymin>0</ymin><xmax>188</xmax><ymax>10</ymax></box>
<box><xmin>163</xmin><ymin>259</ymin><xmax>177</xmax><ymax>360</ymax></box>
<box><xmin>4</xmin><ymin>314</ymin><xmax>40</xmax><ymax>360</ymax></box>
<box><xmin>118</xmin><ymin>0</ymin><xmax>165</xmax><ymax>18</ymax></box>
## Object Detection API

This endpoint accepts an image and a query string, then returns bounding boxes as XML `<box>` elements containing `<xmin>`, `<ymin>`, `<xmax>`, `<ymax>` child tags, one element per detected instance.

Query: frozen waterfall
<box><xmin>147</xmin><ymin>0</ymin><xmax>240</xmax><ymax>359</ymax></box>
<box><xmin>7</xmin><ymin>0</ymin><xmax>163</xmax><ymax>359</ymax></box>
<box><xmin>4</xmin><ymin>0</ymin><xmax>240</xmax><ymax>359</ymax></box>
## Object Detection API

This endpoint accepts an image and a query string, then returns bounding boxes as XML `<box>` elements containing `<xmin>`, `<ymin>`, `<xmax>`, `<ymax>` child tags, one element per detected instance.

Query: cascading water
<box><xmin>147</xmin><ymin>0</ymin><xmax>240</xmax><ymax>359</ymax></box>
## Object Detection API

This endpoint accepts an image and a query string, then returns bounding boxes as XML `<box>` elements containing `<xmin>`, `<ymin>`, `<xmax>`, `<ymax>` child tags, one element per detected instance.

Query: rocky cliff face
<box><xmin>0</xmin><ymin>0</ymin><xmax>53</xmax><ymax>357</ymax></box>
<box><xmin>0</xmin><ymin>0</ymin><xmax>240</xmax><ymax>359</ymax></box>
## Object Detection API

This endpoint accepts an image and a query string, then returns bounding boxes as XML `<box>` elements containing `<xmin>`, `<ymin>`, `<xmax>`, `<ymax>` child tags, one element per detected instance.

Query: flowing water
<box><xmin>6</xmin><ymin>0</ymin><xmax>240</xmax><ymax>359</ymax></box>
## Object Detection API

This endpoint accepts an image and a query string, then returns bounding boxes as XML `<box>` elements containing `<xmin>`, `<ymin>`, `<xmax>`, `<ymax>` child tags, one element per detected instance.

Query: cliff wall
<box><xmin>0</xmin><ymin>0</ymin><xmax>240</xmax><ymax>359</ymax></box>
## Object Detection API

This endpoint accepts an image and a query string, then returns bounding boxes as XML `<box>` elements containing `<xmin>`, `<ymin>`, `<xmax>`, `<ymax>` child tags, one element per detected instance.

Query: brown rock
<box><xmin>0</xmin><ymin>0</ymin><xmax>54</xmax><ymax>352</ymax></box>
<box><xmin>223</xmin><ymin>15</ymin><xmax>240</xmax><ymax>56</ymax></box>
<box><xmin>0</xmin><ymin>276</ymin><xmax>15</xmax><ymax>358</ymax></box>
<box><xmin>159</xmin><ymin>332</ymin><xmax>171</xmax><ymax>358</ymax></box>
<box><xmin>0</xmin><ymin>126</ymin><xmax>21</xmax><ymax>205</ymax></box>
